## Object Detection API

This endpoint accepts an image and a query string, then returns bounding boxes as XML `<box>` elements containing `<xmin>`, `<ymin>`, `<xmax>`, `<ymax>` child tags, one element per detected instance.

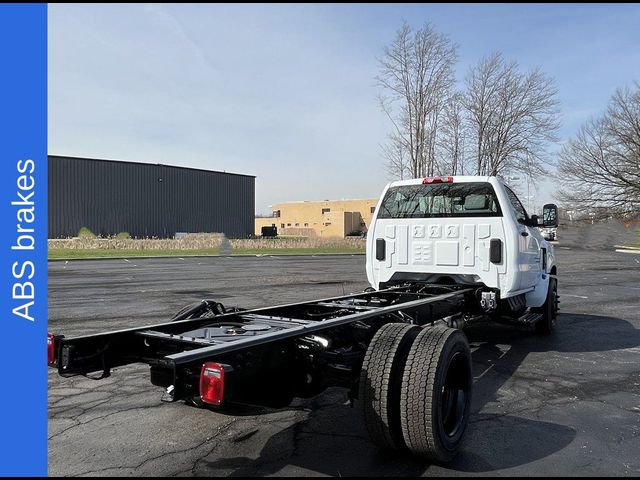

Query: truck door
<box><xmin>503</xmin><ymin>187</ymin><xmax>541</xmax><ymax>290</ymax></box>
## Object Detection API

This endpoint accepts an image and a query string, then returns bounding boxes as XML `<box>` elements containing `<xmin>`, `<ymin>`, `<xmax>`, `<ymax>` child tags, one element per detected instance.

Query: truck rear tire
<box><xmin>400</xmin><ymin>325</ymin><xmax>472</xmax><ymax>462</ymax></box>
<box><xmin>534</xmin><ymin>277</ymin><xmax>557</xmax><ymax>335</ymax></box>
<box><xmin>359</xmin><ymin>323</ymin><xmax>420</xmax><ymax>451</ymax></box>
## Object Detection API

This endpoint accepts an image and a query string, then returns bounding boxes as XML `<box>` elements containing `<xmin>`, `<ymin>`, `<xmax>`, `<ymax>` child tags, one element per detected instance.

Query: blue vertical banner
<box><xmin>0</xmin><ymin>4</ymin><xmax>48</xmax><ymax>476</ymax></box>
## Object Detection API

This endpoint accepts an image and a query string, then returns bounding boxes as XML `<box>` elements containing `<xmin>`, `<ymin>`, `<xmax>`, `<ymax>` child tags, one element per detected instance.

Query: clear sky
<box><xmin>49</xmin><ymin>4</ymin><xmax>640</xmax><ymax>214</ymax></box>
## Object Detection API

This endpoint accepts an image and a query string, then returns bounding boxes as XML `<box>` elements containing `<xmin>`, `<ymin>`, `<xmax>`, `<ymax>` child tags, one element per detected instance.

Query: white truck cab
<box><xmin>366</xmin><ymin>175</ymin><xmax>558</xmax><ymax>321</ymax></box>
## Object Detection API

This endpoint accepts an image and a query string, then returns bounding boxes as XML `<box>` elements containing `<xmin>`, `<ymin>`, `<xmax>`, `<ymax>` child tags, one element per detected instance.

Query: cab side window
<box><xmin>504</xmin><ymin>187</ymin><xmax>528</xmax><ymax>224</ymax></box>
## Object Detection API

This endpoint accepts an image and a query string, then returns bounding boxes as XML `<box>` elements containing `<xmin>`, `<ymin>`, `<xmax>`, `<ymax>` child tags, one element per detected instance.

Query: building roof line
<box><xmin>273</xmin><ymin>198</ymin><xmax>378</xmax><ymax>205</ymax></box>
<box><xmin>48</xmin><ymin>154</ymin><xmax>256</xmax><ymax>179</ymax></box>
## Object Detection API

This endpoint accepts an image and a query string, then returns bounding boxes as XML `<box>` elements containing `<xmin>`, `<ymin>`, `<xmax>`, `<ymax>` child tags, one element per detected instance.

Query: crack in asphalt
<box><xmin>71</xmin><ymin>418</ymin><xmax>239</xmax><ymax>477</ymax></box>
<box><xmin>49</xmin><ymin>403</ymin><xmax>169</xmax><ymax>441</ymax></box>
<box><xmin>174</xmin><ymin>419</ymin><xmax>242</xmax><ymax>477</ymax></box>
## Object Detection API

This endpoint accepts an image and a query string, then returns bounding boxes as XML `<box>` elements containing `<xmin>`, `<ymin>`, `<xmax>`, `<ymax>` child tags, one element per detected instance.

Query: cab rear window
<box><xmin>377</xmin><ymin>182</ymin><xmax>502</xmax><ymax>219</ymax></box>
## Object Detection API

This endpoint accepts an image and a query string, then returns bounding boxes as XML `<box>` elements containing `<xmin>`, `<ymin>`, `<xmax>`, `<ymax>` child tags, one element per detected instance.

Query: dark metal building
<box><xmin>48</xmin><ymin>155</ymin><xmax>255</xmax><ymax>238</ymax></box>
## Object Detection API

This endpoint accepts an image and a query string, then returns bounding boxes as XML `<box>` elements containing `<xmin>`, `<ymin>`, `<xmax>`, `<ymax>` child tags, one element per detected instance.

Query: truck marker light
<box><xmin>422</xmin><ymin>176</ymin><xmax>453</xmax><ymax>184</ymax></box>
<box><xmin>48</xmin><ymin>333</ymin><xmax>56</xmax><ymax>366</ymax></box>
<box><xmin>200</xmin><ymin>362</ymin><xmax>225</xmax><ymax>406</ymax></box>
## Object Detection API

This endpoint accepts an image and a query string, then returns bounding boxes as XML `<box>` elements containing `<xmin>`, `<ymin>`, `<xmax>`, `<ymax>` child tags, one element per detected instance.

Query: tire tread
<box><xmin>359</xmin><ymin>323</ymin><xmax>419</xmax><ymax>450</ymax></box>
<box><xmin>400</xmin><ymin>325</ymin><xmax>471</xmax><ymax>461</ymax></box>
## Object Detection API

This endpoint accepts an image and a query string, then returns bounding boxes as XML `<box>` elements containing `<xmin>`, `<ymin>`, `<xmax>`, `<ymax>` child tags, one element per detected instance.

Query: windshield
<box><xmin>377</xmin><ymin>182</ymin><xmax>502</xmax><ymax>219</ymax></box>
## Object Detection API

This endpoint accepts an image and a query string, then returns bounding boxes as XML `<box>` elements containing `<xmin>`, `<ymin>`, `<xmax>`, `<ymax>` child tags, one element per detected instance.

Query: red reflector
<box><xmin>422</xmin><ymin>176</ymin><xmax>454</xmax><ymax>184</ymax></box>
<box><xmin>47</xmin><ymin>333</ymin><xmax>56</xmax><ymax>366</ymax></box>
<box><xmin>200</xmin><ymin>362</ymin><xmax>225</xmax><ymax>406</ymax></box>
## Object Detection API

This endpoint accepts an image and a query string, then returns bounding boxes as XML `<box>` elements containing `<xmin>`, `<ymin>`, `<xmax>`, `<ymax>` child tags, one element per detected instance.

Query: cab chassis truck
<box><xmin>48</xmin><ymin>176</ymin><xmax>559</xmax><ymax>462</ymax></box>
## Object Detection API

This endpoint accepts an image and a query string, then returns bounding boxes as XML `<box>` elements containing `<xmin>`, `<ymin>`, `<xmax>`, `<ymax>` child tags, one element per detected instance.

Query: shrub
<box><xmin>77</xmin><ymin>227</ymin><xmax>96</xmax><ymax>238</ymax></box>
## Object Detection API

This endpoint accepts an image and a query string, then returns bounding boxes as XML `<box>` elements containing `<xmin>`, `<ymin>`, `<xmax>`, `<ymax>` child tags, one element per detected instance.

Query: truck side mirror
<box><xmin>543</xmin><ymin>204</ymin><xmax>558</xmax><ymax>228</ymax></box>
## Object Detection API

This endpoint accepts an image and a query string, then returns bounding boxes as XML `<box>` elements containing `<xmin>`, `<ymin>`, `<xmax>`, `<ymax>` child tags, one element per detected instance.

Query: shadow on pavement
<box><xmin>451</xmin><ymin>414</ymin><xmax>576</xmax><ymax>472</ymax></box>
<box><xmin>200</xmin><ymin>313</ymin><xmax>639</xmax><ymax>475</ymax></box>
<box><xmin>202</xmin><ymin>391</ymin><xmax>430</xmax><ymax>476</ymax></box>
<box><xmin>465</xmin><ymin>312</ymin><xmax>640</xmax><ymax>354</ymax></box>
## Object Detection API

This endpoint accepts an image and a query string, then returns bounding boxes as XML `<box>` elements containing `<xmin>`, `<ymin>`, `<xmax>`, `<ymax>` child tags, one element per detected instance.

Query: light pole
<box><xmin>503</xmin><ymin>175</ymin><xmax>536</xmax><ymax>213</ymax></box>
<box><xmin>525</xmin><ymin>195</ymin><xmax>536</xmax><ymax>215</ymax></box>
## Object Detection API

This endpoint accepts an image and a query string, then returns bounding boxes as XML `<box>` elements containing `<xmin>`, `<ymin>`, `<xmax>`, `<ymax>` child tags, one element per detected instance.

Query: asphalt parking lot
<box><xmin>48</xmin><ymin>247</ymin><xmax>640</xmax><ymax>476</ymax></box>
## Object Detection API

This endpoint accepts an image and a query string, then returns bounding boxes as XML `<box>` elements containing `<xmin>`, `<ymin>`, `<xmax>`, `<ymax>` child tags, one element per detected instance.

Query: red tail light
<box><xmin>200</xmin><ymin>362</ymin><xmax>225</xmax><ymax>406</ymax></box>
<box><xmin>47</xmin><ymin>333</ymin><xmax>56</xmax><ymax>366</ymax></box>
<box><xmin>422</xmin><ymin>176</ymin><xmax>453</xmax><ymax>184</ymax></box>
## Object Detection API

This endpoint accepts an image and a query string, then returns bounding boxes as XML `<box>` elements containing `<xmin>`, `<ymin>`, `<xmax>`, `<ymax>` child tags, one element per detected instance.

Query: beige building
<box><xmin>255</xmin><ymin>198</ymin><xmax>379</xmax><ymax>237</ymax></box>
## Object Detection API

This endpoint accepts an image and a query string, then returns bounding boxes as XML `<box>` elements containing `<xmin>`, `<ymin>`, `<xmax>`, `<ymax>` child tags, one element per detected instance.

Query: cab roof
<box><xmin>387</xmin><ymin>175</ymin><xmax>500</xmax><ymax>188</ymax></box>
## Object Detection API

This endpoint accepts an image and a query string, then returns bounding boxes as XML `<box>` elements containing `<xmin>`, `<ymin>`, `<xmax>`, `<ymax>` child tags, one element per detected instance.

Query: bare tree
<box><xmin>438</xmin><ymin>91</ymin><xmax>469</xmax><ymax>175</ymax></box>
<box><xmin>464</xmin><ymin>53</ymin><xmax>560</xmax><ymax>178</ymax></box>
<box><xmin>558</xmin><ymin>83</ymin><xmax>640</xmax><ymax>215</ymax></box>
<box><xmin>377</xmin><ymin>22</ymin><xmax>457</xmax><ymax>179</ymax></box>
<box><xmin>381</xmin><ymin>133</ymin><xmax>410</xmax><ymax>180</ymax></box>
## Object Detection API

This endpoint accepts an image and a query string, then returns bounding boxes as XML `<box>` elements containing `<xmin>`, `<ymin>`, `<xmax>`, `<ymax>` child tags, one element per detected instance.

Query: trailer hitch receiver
<box><xmin>480</xmin><ymin>291</ymin><xmax>497</xmax><ymax>311</ymax></box>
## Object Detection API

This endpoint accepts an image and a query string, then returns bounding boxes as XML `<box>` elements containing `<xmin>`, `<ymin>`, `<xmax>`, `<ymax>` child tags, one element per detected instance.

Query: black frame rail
<box><xmin>53</xmin><ymin>284</ymin><xmax>473</xmax><ymax>377</ymax></box>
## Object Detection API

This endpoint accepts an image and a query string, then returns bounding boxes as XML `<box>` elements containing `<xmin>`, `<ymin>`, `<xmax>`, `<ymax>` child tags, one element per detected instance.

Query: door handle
<box><xmin>521</xmin><ymin>231</ymin><xmax>529</xmax><ymax>237</ymax></box>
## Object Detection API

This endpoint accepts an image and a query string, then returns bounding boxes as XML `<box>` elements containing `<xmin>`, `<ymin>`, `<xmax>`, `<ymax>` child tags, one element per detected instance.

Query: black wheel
<box><xmin>400</xmin><ymin>325</ymin><xmax>472</xmax><ymax>462</ymax></box>
<box><xmin>359</xmin><ymin>323</ymin><xmax>420</xmax><ymax>451</ymax></box>
<box><xmin>534</xmin><ymin>277</ymin><xmax>558</xmax><ymax>335</ymax></box>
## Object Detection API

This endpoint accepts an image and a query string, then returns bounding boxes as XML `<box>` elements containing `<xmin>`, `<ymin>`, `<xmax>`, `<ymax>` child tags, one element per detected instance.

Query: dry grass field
<box><xmin>48</xmin><ymin>234</ymin><xmax>366</xmax><ymax>259</ymax></box>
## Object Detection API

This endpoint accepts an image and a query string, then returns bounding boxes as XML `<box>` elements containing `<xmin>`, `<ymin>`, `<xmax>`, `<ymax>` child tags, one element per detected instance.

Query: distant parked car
<box><xmin>261</xmin><ymin>225</ymin><xmax>278</xmax><ymax>238</ymax></box>
<box><xmin>540</xmin><ymin>227</ymin><xmax>557</xmax><ymax>241</ymax></box>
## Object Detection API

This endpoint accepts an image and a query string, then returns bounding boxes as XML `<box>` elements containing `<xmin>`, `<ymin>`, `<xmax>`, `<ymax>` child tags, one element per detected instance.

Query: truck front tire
<box><xmin>534</xmin><ymin>277</ymin><xmax>558</xmax><ymax>335</ymax></box>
